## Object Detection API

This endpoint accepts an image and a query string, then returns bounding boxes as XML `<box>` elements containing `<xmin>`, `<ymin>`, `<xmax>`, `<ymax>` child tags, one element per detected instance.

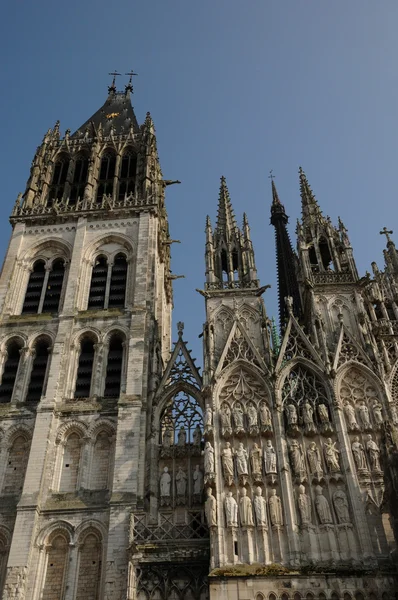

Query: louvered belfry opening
<box><xmin>22</xmin><ymin>260</ymin><xmax>45</xmax><ymax>314</ymax></box>
<box><xmin>96</xmin><ymin>152</ymin><xmax>116</xmax><ymax>203</ymax></box>
<box><xmin>118</xmin><ymin>151</ymin><xmax>137</xmax><ymax>200</ymax></box>
<box><xmin>26</xmin><ymin>340</ymin><xmax>50</xmax><ymax>402</ymax></box>
<box><xmin>104</xmin><ymin>335</ymin><xmax>123</xmax><ymax>398</ymax></box>
<box><xmin>42</xmin><ymin>259</ymin><xmax>65</xmax><ymax>313</ymax></box>
<box><xmin>108</xmin><ymin>254</ymin><xmax>127</xmax><ymax>308</ymax></box>
<box><xmin>0</xmin><ymin>340</ymin><xmax>22</xmax><ymax>403</ymax></box>
<box><xmin>74</xmin><ymin>338</ymin><xmax>95</xmax><ymax>399</ymax></box>
<box><xmin>69</xmin><ymin>155</ymin><xmax>88</xmax><ymax>206</ymax></box>
<box><xmin>48</xmin><ymin>156</ymin><xmax>69</xmax><ymax>206</ymax></box>
<box><xmin>88</xmin><ymin>256</ymin><xmax>108</xmax><ymax>309</ymax></box>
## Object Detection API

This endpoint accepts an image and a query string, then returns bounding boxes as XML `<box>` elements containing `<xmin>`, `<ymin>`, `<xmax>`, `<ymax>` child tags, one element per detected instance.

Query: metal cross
<box><xmin>108</xmin><ymin>71</ymin><xmax>122</xmax><ymax>86</ymax></box>
<box><xmin>125</xmin><ymin>70</ymin><xmax>138</xmax><ymax>83</ymax></box>
<box><xmin>268</xmin><ymin>169</ymin><xmax>275</xmax><ymax>180</ymax></box>
<box><xmin>380</xmin><ymin>226</ymin><xmax>393</xmax><ymax>243</ymax></box>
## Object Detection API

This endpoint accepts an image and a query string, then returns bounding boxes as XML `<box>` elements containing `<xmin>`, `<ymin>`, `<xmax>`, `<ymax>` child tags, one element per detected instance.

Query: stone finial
<box><xmin>177</xmin><ymin>321</ymin><xmax>184</xmax><ymax>336</ymax></box>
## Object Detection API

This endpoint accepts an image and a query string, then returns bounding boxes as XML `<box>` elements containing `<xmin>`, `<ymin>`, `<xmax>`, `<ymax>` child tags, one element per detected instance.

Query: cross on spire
<box><xmin>380</xmin><ymin>227</ymin><xmax>394</xmax><ymax>243</ymax></box>
<box><xmin>108</xmin><ymin>71</ymin><xmax>121</xmax><ymax>93</ymax></box>
<box><xmin>268</xmin><ymin>169</ymin><xmax>275</xmax><ymax>180</ymax></box>
<box><xmin>125</xmin><ymin>69</ymin><xmax>138</xmax><ymax>93</ymax></box>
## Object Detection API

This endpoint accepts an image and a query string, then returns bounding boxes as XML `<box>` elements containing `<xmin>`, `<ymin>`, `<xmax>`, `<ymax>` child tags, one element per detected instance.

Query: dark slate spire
<box><xmin>270</xmin><ymin>179</ymin><xmax>302</xmax><ymax>329</ymax></box>
<box><xmin>71</xmin><ymin>77</ymin><xmax>140</xmax><ymax>139</ymax></box>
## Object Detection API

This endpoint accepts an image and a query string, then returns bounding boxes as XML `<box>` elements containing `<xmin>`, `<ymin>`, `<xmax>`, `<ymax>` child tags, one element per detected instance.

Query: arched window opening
<box><xmin>104</xmin><ymin>335</ymin><xmax>124</xmax><ymax>398</ymax></box>
<box><xmin>88</xmin><ymin>256</ymin><xmax>108</xmax><ymax>309</ymax></box>
<box><xmin>42</xmin><ymin>259</ymin><xmax>65</xmax><ymax>313</ymax></box>
<box><xmin>308</xmin><ymin>245</ymin><xmax>317</xmax><ymax>269</ymax></box>
<box><xmin>96</xmin><ymin>152</ymin><xmax>116</xmax><ymax>202</ymax></box>
<box><xmin>319</xmin><ymin>237</ymin><xmax>333</xmax><ymax>270</ymax></box>
<box><xmin>373</xmin><ymin>302</ymin><xmax>384</xmax><ymax>320</ymax></box>
<box><xmin>0</xmin><ymin>340</ymin><xmax>22</xmax><ymax>403</ymax></box>
<box><xmin>221</xmin><ymin>249</ymin><xmax>228</xmax><ymax>282</ymax></box>
<box><xmin>108</xmin><ymin>254</ymin><xmax>127</xmax><ymax>307</ymax></box>
<box><xmin>69</xmin><ymin>155</ymin><xmax>89</xmax><ymax>205</ymax></box>
<box><xmin>91</xmin><ymin>432</ymin><xmax>111</xmax><ymax>489</ymax></box>
<box><xmin>118</xmin><ymin>151</ymin><xmax>137</xmax><ymax>199</ymax></box>
<box><xmin>2</xmin><ymin>435</ymin><xmax>29</xmax><ymax>495</ymax></box>
<box><xmin>26</xmin><ymin>339</ymin><xmax>51</xmax><ymax>402</ymax></box>
<box><xmin>385</xmin><ymin>302</ymin><xmax>396</xmax><ymax>321</ymax></box>
<box><xmin>22</xmin><ymin>260</ymin><xmax>46</xmax><ymax>314</ymax></box>
<box><xmin>74</xmin><ymin>338</ymin><xmax>95</xmax><ymax>399</ymax></box>
<box><xmin>48</xmin><ymin>157</ymin><xmax>69</xmax><ymax>205</ymax></box>
<box><xmin>41</xmin><ymin>534</ymin><xmax>68</xmax><ymax>600</ymax></box>
<box><xmin>59</xmin><ymin>433</ymin><xmax>81</xmax><ymax>491</ymax></box>
<box><xmin>75</xmin><ymin>532</ymin><xmax>102</xmax><ymax>600</ymax></box>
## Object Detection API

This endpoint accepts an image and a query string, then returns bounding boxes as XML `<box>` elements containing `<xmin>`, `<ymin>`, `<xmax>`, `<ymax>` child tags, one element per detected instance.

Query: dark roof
<box><xmin>71</xmin><ymin>90</ymin><xmax>140</xmax><ymax>138</ymax></box>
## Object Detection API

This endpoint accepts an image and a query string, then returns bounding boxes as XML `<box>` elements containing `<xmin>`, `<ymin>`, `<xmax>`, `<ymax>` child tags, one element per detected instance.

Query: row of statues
<box><xmin>205</xmin><ymin>486</ymin><xmax>283</xmax><ymax>528</ymax></box>
<box><xmin>285</xmin><ymin>400</ymin><xmax>332</xmax><ymax>435</ymax></box>
<box><xmin>297</xmin><ymin>484</ymin><xmax>351</xmax><ymax>526</ymax></box>
<box><xmin>160</xmin><ymin>465</ymin><xmax>203</xmax><ymax>503</ymax></box>
<box><xmin>219</xmin><ymin>441</ymin><xmax>277</xmax><ymax>486</ymax></box>
<box><xmin>344</xmin><ymin>400</ymin><xmax>384</xmax><ymax>432</ymax></box>
<box><xmin>289</xmin><ymin>438</ymin><xmax>340</xmax><ymax>481</ymax></box>
<box><xmin>162</xmin><ymin>425</ymin><xmax>202</xmax><ymax>448</ymax></box>
<box><xmin>351</xmin><ymin>434</ymin><xmax>382</xmax><ymax>473</ymax></box>
<box><xmin>220</xmin><ymin>401</ymin><xmax>272</xmax><ymax>437</ymax></box>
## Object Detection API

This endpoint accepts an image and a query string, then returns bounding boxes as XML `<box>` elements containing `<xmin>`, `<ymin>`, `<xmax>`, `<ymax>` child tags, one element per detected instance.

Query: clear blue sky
<box><xmin>1</xmin><ymin>1</ymin><xmax>398</xmax><ymax>365</ymax></box>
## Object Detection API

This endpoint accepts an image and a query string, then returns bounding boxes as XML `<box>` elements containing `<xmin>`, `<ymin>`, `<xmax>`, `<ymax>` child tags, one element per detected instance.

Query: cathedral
<box><xmin>0</xmin><ymin>75</ymin><xmax>397</xmax><ymax>600</ymax></box>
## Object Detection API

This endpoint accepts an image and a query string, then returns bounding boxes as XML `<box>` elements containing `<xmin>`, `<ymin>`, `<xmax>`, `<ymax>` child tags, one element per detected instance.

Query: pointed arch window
<box><xmin>26</xmin><ymin>339</ymin><xmax>51</xmax><ymax>402</ymax></box>
<box><xmin>42</xmin><ymin>259</ymin><xmax>65</xmax><ymax>313</ymax></box>
<box><xmin>22</xmin><ymin>260</ymin><xmax>45</xmax><ymax>314</ymax></box>
<box><xmin>88</xmin><ymin>256</ymin><xmax>108</xmax><ymax>309</ymax></box>
<box><xmin>108</xmin><ymin>253</ymin><xmax>127</xmax><ymax>307</ymax></box>
<box><xmin>104</xmin><ymin>335</ymin><xmax>124</xmax><ymax>398</ymax></box>
<box><xmin>70</xmin><ymin>155</ymin><xmax>89</xmax><ymax>205</ymax></box>
<box><xmin>0</xmin><ymin>340</ymin><xmax>22</xmax><ymax>403</ymax></box>
<box><xmin>48</xmin><ymin>156</ymin><xmax>69</xmax><ymax>205</ymax></box>
<box><xmin>74</xmin><ymin>338</ymin><xmax>95</xmax><ymax>399</ymax></box>
<box><xmin>118</xmin><ymin>150</ymin><xmax>137</xmax><ymax>199</ymax></box>
<box><xmin>96</xmin><ymin>152</ymin><xmax>116</xmax><ymax>202</ymax></box>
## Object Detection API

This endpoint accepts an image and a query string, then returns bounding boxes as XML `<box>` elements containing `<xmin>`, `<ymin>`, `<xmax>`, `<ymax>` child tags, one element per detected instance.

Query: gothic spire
<box><xmin>299</xmin><ymin>166</ymin><xmax>323</xmax><ymax>229</ymax></box>
<box><xmin>270</xmin><ymin>179</ymin><xmax>302</xmax><ymax>330</ymax></box>
<box><xmin>215</xmin><ymin>176</ymin><xmax>239</xmax><ymax>238</ymax></box>
<box><xmin>381</xmin><ymin>227</ymin><xmax>398</xmax><ymax>274</ymax></box>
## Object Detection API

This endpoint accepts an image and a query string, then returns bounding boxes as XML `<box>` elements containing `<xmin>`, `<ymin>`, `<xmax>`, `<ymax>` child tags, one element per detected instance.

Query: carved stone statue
<box><xmin>232</xmin><ymin>403</ymin><xmax>244</xmax><ymax>434</ymax></box>
<box><xmin>178</xmin><ymin>426</ymin><xmax>187</xmax><ymax>446</ymax></box>
<box><xmin>359</xmin><ymin>402</ymin><xmax>371</xmax><ymax>430</ymax></box>
<box><xmin>224</xmin><ymin>491</ymin><xmax>238</xmax><ymax>527</ymax></box>
<box><xmin>253</xmin><ymin>486</ymin><xmax>268</xmax><ymax>526</ymax></box>
<box><xmin>286</xmin><ymin>403</ymin><xmax>298</xmax><ymax>428</ymax></box>
<box><xmin>205</xmin><ymin>487</ymin><xmax>217</xmax><ymax>527</ymax></box>
<box><xmin>176</xmin><ymin>467</ymin><xmax>187</xmax><ymax>497</ymax></box>
<box><xmin>323</xmin><ymin>438</ymin><xmax>340</xmax><ymax>472</ymax></box>
<box><xmin>373</xmin><ymin>402</ymin><xmax>383</xmax><ymax>428</ymax></box>
<box><xmin>344</xmin><ymin>403</ymin><xmax>359</xmax><ymax>431</ymax></box>
<box><xmin>163</xmin><ymin>428</ymin><xmax>173</xmax><ymax>447</ymax></box>
<box><xmin>307</xmin><ymin>442</ymin><xmax>323</xmax><ymax>478</ymax></box>
<box><xmin>302</xmin><ymin>400</ymin><xmax>316</xmax><ymax>433</ymax></box>
<box><xmin>221</xmin><ymin>442</ymin><xmax>234</xmax><ymax>485</ymax></box>
<box><xmin>297</xmin><ymin>484</ymin><xmax>312</xmax><ymax>525</ymax></box>
<box><xmin>247</xmin><ymin>403</ymin><xmax>259</xmax><ymax>434</ymax></box>
<box><xmin>204</xmin><ymin>406</ymin><xmax>213</xmax><ymax>430</ymax></box>
<box><xmin>317</xmin><ymin>402</ymin><xmax>330</xmax><ymax>425</ymax></box>
<box><xmin>204</xmin><ymin>441</ymin><xmax>215</xmax><ymax>474</ymax></box>
<box><xmin>259</xmin><ymin>402</ymin><xmax>272</xmax><ymax>431</ymax></box>
<box><xmin>193</xmin><ymin>425</ymin><xmax>202</xmax><ymax>446</ymax></box>
<box><xmin>235</xmin><ymin>442</ymin><xmax>248</xmax><ymax>475</ymax></box>
<box><xmin>264</xmin><ymin>440</ymin><xmax>277</xmax><ymax>474</ymax></box>
<box><xmin>314</xmin><ymin>485</ymin><xmax>332</xmax><ymax>524</ymax></box>
<box><xmin>289</xmin><ymin>440</ymin><xmax>305</xmax><ymax>478</ymax></box>
<box><xmin>333</xmin><ymin>486</ymin><xmax>350</xmax><ymax>524</ymax></box>
<box><xmin>250</xmin><ymin>443</ymin><xmax>262</xmax><ymax>475</ymax></box>
<box><xmin>352</xmin><ymin>436</ymin><xmax>368</xmax><ymax>471</ymax></box>
<box><xmin>220</xmin><ymin>404</ymin><xmax>232</xmax><ymax>437</ymax></box>
<box><xmin>193</xmin><ymin>465</ymin><xmax>203</xmax><ymax>495</ymax></box>
<box><xmin>366</xmin><ymin>434</ymin><xmax>382</xmax><ymax>472</ymax></box>
<box><xmin>269</xmin><ymin>489</ymin><xmax>283</xmax><ymax>526</ymax></box>
<box><xmin>160</xmin><ymin>467</ymin><xmax>171</xmax><ymax>498</ymax></box>
<box><xmin>239</xmin><ymin>488</ymin><xmax>254</xmax><ymax>526</ymax></box>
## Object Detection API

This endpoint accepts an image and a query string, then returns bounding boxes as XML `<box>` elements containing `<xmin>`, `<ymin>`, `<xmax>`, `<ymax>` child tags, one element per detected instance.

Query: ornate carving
<box><xmin>160</xmin><ymin>467</ymin><xmax>171</xmax><ymax>505</ymax></box>
<box><xmin>239</xmin><ymin>488</ymin><xmax>254</xmax><ymax>526</ymax></box>
<box><xmin>289</xmin><ymin>440</ymin><xmax>306</xmax><ymax>482</ymax></box>
<box><xmin>297</xmin><ymin>484</ymin><xmax>312</xmax><ymax>526</ymax></box>
<box><xmin>269</xmin><ymin>489</ymin><xmax>283</xmax><ymax>526</ymax></box>
<box><xmin>333</xmin><ymin>486</ymin><xmax>351</xmax><ymax>524</ymax></box>
<box><xmin>307</xmin><ymin>441</ymin><xmax>324</xmax><ymax>481</ymax></box>
<box><xmin>224</xmin><ymin>491</ymin><xmax>238</xmax><ymax>527</ymax></box>
<box><xmin>205</xmin><ymin>488</ymin><xmax>217</xmax><ymax>526</ymax></box>
<box><xmin>253</xmin><ymin>487</ymin><xmax>268</xmax><ymax>526</ymax></box>
<box><xmin>323</xmin><ymin>438</ymin><xmax>341</xmax><ymax>473</ymax></box>
<box><xmin>221</xmin><ymin>442</ymin><xmax>234</xmax><ymax>486</ymax></box>
<box><xmin>314</xmin><ymin>485</ymin><xmax>333</xmax><ymax>524</ymax></box>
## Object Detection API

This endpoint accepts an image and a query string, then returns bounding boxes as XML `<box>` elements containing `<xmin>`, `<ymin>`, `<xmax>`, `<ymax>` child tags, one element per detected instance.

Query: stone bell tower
<box><xmin>0</xmin><ymin>74</ymin><xmax>176</xmax><ymax>600</ymax></box>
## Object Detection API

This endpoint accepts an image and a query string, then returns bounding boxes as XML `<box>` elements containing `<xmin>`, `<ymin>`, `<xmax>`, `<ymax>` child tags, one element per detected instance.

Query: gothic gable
<box><xmin>275</xmin><ymin>314</ymin><xmax>323</xmax><ymax>372</ymax></box>
<box><xmin>215</xmin><ymin>320</ymin><xmax>267</xmax><ymax>375</ymax></box>
<box><xmin>333</xmin><ymin>324</ymin><xmax>373</xmax><ymax>372</ymax></box>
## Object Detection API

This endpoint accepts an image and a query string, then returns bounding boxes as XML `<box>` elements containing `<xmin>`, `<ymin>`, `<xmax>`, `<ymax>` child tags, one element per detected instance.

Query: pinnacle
<box><xmin>271</xmin><ymin>179</ymin><xmax>281</xmax><ymax>205</ymax></box>
<box><xmin>299</xmin><ymin>167</ymin><xmax>323</xmax><ymax>224</ymax></box>
<box><xmin>215</xmin><ymin>176</ymin><xmax>239</xmax><ymax>235</ymax></box>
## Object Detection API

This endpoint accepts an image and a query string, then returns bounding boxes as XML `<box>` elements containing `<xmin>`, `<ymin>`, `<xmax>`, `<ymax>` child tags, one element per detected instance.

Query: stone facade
<box><xmin>0</xmin><ymin>79</ymin><xmax>397</xmax><ymax>599</ymax></box>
